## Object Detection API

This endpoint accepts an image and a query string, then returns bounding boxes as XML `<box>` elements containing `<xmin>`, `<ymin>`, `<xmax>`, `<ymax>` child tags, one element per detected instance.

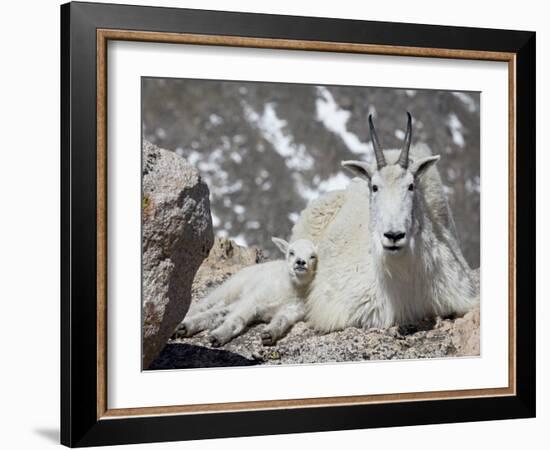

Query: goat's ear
<box><xmin>341</xmin><ymin>160</ymin><xmax>373</xmax><ymax>180</ymax></box>
<box><xmin>410</xmin><ymin>155</ymin><xmax>440</xmax><ymax>179</ymax></box>
<box><xmin>271</xmin><ymin>237</ymin><xmax>289</xmax><ymax>255</ymax></box>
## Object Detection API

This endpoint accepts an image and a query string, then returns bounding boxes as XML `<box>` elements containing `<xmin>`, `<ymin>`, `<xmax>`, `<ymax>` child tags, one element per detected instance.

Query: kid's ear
<box><xmin>341</xmin><ymin>160</ymin><xmax>374</xmax><ymax>180</ymax></box>
<box><xmin>271</xmin><ymin>237</ymin><xmax>289</xmax><ymax>255</ymax></box>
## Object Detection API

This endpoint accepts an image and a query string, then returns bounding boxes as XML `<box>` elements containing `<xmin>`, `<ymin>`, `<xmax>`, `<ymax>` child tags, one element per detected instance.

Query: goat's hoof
<box><xmin>173</xmin><ymin>324</ymin><xmax>187</xmax><ymax>338</ymax></box>
<box><xmin>261</xmin><ymin>331</ymin><xmax>275</xmax><ymax>346</ymax></box>
<box><xmin>209</xmin><ymin>335</ymin><xmax>222</xmax><ymax>348</ymax></box>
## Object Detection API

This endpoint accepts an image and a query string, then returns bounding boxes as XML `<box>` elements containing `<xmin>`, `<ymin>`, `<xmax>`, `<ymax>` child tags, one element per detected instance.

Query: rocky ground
<box><xmin>149</xmin><ymin>239</ymin><xmax>480</xmax><ymax>370</ymax></box>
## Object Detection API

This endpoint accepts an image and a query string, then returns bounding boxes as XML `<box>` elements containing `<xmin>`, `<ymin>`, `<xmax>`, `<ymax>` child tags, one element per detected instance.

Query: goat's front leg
<box><xmin>261</xmin><ymin>303</ymin><xmax>305</xmax><ymax>346</ymax></box>
<box><xmin>209</xmin><ymin>305</ymin><xmax>258</xmax><ymax>347</ymax></box>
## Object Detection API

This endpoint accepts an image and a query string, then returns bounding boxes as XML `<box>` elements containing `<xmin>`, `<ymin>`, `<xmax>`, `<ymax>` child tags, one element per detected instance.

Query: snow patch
<box><xmin>209</xmin><ymin>114</ymin><xmax>223</xmax><ymax>126</ymax></box>
<box><xmin>242</xmin><ymin>101</ymin><xmax>313</xmax><ymax>171</ymax></box>
<box><xmin>443</xmin><ymin>185</ymin><xmax>455</xmax><ymax>196</ymax></box>
<box><xmin>465</xmin><ymin>176</ymin><xmax>480</xmax><ymax>194</ymax></box>
<box><xmin>217</xmin><ymin>229</ymin><xmax>229</xmax><ymax>238</ymax></box>
<box><xmin>447</xmin><ymin>167</ymin><xmax>458</xmax><ymax>182</ymax></box>
<box><xmin>288</xmin><ymin>212</ymin><xmax>300</xmax><ymax>224</ymax></box>
<box><xmin>293</xmin><ymin>171</ymin><xmax>350</xmax><ymax>202</ymax></box>
<box><xmin>230</xmin><ymin>152</ymin><xmax>243</xmax><ymax>164</ymax></box>
<box><xmin>155</xmin><ymin>127</ymin><xmax>166</xmax><ymax>139</ymax></box>
<box><xmin>216</xmin><ymin>180</ymin><xmax>243</xmax><ymax>195</ymax></box>
<box><xmin>232</xmin><ymin>234</ymin><xmax>248</xmax><ymax>247</ymax></box>
<box><xmin>186</xmin><ymin>150</ymin><xmax>201</xmax><ymax>167</ymax></box>
<box><xmin>197</xmin><ymin>148</ymin><xmax>223</xmax><ymax>172</ymax></box>
<box><xmin>446</xmin><ymin>113</ymin><xmax>465</xmax><ymax>148</ymax></box>
<box><xmin>395</xmin><ymin>129</ymin><xmax>405</xmax><ymax>140</ymax></box>
<box><xmin>317</xmin><ymin>172</ymin><xmax>350</xmax><ymax>192</ymax></box>
<box><xmin>452</xmin><ymin>92</ymin><xmax>478</xmax><ymax>113</ymax></box>
<box><xmin>233</xmin><ymin>204</ymin><xmax>246</xmax><ymax>215</ymax></box>
<box><xmin>315</xmin><ymin>87</ymin><xmax>372</xmax><ymax>157</ymax></box>
<box><xmin>211</xmin><ymin>212</ymin><xmax>221</xmax><ymax>228</ymax></box>
<box><xmin>246</xmin><ymin>221</ymin><xmax>261</xmax><ymax>230</ymax></box>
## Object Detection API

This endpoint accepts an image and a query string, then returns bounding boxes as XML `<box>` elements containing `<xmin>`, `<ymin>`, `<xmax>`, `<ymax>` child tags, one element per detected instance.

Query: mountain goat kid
<box><xmin>174</xmin><ymin>238</ymin><xmax>318</xmax><ymax>346</ymax></box>
<box><xmin>291</xmin><ymin>112</ymin><xmax>479</xmax><ymax>332</ymax></box>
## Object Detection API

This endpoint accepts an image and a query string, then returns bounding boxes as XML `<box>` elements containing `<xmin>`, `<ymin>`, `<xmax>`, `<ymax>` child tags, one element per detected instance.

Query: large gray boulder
<box><xmin>142</xmin><ymin>141</ymin><xmax>214</xmax><ymax>369</ymax></box>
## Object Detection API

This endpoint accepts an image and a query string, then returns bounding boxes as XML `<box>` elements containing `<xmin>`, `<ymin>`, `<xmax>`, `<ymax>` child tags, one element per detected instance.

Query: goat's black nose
<box><xmin>384</xmin><ymin>231</ymin><xmax>406</xmax><ymax>242</ymax></box>
<box><xmin>296</xmin><ymin>258</ymin><xmax>306</xmax><ymax>266</ymax></box>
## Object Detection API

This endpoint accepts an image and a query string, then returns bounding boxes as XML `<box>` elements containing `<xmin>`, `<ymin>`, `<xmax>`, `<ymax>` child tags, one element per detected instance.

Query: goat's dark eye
<box><xmin>289</xmin><ymin>251</ymin><xmax>295</xmax><ymax>256</ymax></box>
<box><xmin>372</xmin><ymin>185</ymin><xmax>378</xmax><ymax>192</ymax></box>
<box><xmin>408</xmin><ymin>183</ymin><xmax>414</xmax><ymax>191</ymax></box>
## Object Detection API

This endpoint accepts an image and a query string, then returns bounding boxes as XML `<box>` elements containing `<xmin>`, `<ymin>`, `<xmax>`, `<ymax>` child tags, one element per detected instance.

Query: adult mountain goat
<box><xmin>291</xmin><ymin>112</ymin><xmax>479</xmax><ymax>332</ymax></box>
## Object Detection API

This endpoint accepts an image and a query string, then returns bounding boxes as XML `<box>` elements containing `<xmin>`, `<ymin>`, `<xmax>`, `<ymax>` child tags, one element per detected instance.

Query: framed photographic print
<box><xmin>61</xmin><ymin>1</ymin><xmax>536</xmax><ymax>447</ymax></box>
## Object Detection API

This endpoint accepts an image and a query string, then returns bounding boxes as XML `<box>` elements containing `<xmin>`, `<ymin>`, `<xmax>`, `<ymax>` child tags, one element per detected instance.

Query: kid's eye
<box><xmin>372</xmin><ymin>185</ymin><xmax>378</xmax><ymax>192</ymax></box>
<box><xmin>310</xmin><ymin>255</ymin><xmax>317</xmax><ymax>260</ymax></box>
<box><xmin>408</xmin><ymin>183</ymin><xmax>414</xmax><ymax>191</ymax></box>
<box><xmin>289</xmin><ymin>251</ymin><xmax>295</xmax><ymax>256</ymax></box>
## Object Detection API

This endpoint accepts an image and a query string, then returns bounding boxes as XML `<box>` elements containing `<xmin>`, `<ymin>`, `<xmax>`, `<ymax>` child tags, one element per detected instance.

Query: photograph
<box><xmin>57</xmin><ymin>1</ymin><xmax>536</xmax><ymax>446</ymax></box>
<box><xmin>141</xmin><ymin>77</ymin><xmax>481</xmax><ymax>370</ymax></box>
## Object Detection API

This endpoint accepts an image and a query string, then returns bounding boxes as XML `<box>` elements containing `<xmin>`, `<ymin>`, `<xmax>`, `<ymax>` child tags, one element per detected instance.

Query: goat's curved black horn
<box><xmin>397</xmin><ymin>112</ymin><xmax>413</xmax><ymax>169</ymax></box>
<box><xmin>368</xmin><ymin>114</ymin><xmax>386</xmax><ymax>169</ymax></box>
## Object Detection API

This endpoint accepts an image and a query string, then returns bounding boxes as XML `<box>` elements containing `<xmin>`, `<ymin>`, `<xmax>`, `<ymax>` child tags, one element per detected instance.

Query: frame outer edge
<box><xmin>514</xmin><ymin>32</ymin><xmax>536</xmax><ymax>416</ymax></box>
<box><xmin>64</xmin><ymin>2</ymin><xmax>103</xmax><ymax>447</ymax></box>
<box><xmin>62</xmin><ymin>2</ymin><xmax>536</xmax><ymax>446</ymax></box>
<box><xmin>60</xmin><ymin>2</ymin><xmax>72</xmax><ymax>447</ymax></box>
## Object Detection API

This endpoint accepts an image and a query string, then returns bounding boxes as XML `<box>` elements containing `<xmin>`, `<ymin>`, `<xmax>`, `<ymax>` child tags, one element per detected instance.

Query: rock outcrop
<box><xmin>142</xmin><ymin>141</ymin><xmax>214</xmax><ymax>369</ymax></box>
<box><xmin>190</xmin><ymin>237</ymin><xmax>265</xmax><ymax>304</ymax></box>
<box><xmin>150</xmin><ymin>239</ymin><xmax>480</xmax><ymax>370</ymax></box>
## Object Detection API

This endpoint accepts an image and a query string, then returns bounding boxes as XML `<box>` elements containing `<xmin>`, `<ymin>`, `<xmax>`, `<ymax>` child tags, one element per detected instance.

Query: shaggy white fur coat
<box><xmin>291</xmin><ymin>145</ymin><xmax>479</xmax><ymax>332</ymax></box>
